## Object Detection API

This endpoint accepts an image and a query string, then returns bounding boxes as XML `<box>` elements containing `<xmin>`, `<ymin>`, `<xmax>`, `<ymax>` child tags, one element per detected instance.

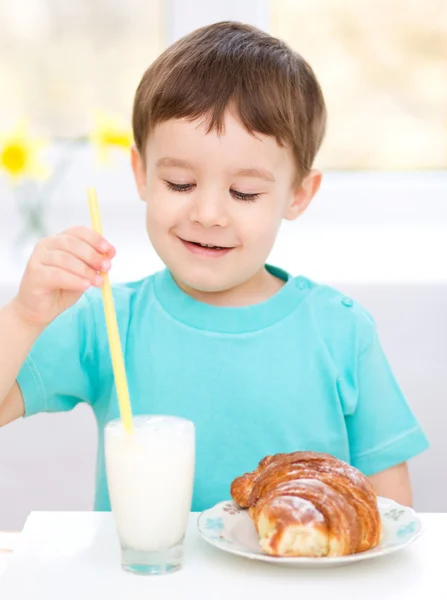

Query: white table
<box><xmin>0</xmin><ymin>512</ymin><xmax>445</xmax><ymax>599</ymax></box>
<box><xmin>0</xmin><ymin>532</ymin><xmax>18</xmax><ymax>579</ymax></box>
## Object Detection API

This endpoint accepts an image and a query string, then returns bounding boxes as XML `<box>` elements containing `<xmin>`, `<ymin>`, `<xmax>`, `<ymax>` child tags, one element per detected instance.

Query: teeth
<box><xmin>199</xmin><ymin>243</ymin><xmax>222</xmax><ymax>249</ymax></box>
<box><xmin>188</xmin><ymin>240</ymin><xmax>230</xmax><ymax>249</ymax></box>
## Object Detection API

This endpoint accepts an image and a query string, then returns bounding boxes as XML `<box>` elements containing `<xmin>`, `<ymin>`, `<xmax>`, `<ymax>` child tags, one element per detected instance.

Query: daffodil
<box><xmin>0</xmin><ymin>121</ymin><xmax>50</xmax><ymax>183</ymax></box>
<box><xmin>90</xmin><ymin>112</ymin><xmax>133</xmax><ymax>164</ymax></box>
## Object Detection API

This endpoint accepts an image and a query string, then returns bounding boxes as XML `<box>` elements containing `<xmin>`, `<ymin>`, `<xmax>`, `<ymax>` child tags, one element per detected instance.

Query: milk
<box><xmin>105</xmin><ymin>415</ymin><xmax>195</xmax><ymax>553</ymax></box>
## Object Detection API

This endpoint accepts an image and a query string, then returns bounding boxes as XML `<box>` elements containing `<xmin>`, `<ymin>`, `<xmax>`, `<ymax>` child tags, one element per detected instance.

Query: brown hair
<box><xmin>132</xmin><ymin>21</ymin><xmax>326</xmax><ymax>178</ymax></box>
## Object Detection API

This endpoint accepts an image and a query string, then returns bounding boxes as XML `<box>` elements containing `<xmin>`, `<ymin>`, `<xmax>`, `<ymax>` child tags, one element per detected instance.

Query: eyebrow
<box><xmin>234</xmin><ymin>168</ymin><xmax>276</xmax><ymax>183</ymax></box>
<box><xmin>156</xmin><ymin>158</ymin><xmax>275</xmax><ymax>183</ymax></box>
<box><xmin>156</xmin><ymin>157</ymin><xmax>195</xmax><ymax>169</ymax></box>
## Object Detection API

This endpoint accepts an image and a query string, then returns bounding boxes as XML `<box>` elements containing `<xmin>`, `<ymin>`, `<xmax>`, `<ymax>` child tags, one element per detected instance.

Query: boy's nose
<box><xmin>189</xmin><ymin>192</ymin><xmax>229</xmax><ymax>228</ymax></box>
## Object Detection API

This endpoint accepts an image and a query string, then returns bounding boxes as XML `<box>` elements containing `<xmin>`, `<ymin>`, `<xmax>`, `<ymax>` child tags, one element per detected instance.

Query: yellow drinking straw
<box><xmin>87</xmin><ymin>187</ymin><xmax>133</xmax><ymax>434</ymax></box>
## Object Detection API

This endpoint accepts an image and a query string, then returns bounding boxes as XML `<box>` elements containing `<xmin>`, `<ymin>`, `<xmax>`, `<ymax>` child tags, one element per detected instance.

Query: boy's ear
<box><xmin>284</xmin><ymin>169</ymin><xmax>322</xmax><ymax>221</ymax></box>
<box><xmin>131</xmin><ymin>144</ymin><xmax>147</xmax><ymax>201</ymax></box>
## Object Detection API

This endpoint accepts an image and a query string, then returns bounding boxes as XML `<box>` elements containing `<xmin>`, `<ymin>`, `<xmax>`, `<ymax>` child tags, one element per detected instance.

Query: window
<box><xmin>272</xmin><ymin>0</ymin><xmax>447</xmax><ymax>170</ymax></box>
<box><xmin>0</xmin><ymin>0</ymin><xmax>165</xmax><ymax>136</ymax></box>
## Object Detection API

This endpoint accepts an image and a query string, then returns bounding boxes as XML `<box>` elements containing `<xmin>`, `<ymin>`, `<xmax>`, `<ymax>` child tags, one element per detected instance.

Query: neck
<box><xmin>174</xmin><ymin>267</ymin><xmax>285</xmax><ymax>307</ymax></box>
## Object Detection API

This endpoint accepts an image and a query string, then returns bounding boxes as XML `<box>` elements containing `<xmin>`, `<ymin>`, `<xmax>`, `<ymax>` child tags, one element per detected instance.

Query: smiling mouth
<box><xmin>190</xmin><ymin>242</ymin><xmax>231</xmax><ymax>250</ymax></box>
<box><xmin>179</xmin><ymin>237</ymin><xmax>235</xmax><ymax>257</ymax></box>
<box><xmin>181</xmin><ymin>238</ymin><xmax>234</xmax><ymax>250</ymax></box>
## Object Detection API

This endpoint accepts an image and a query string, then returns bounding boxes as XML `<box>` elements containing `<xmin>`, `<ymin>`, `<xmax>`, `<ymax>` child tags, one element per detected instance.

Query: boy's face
<box><xmin>132</xmin><ymin>111</ymin><xmax>320</xmax><ymax>295</ymax></box>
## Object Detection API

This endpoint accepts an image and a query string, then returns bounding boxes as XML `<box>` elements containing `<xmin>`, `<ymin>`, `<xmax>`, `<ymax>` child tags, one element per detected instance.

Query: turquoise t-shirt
<box><xmin>17</xmin><ymin>265</ymin><xmax>429</xmax><ymax>511</ymax></box>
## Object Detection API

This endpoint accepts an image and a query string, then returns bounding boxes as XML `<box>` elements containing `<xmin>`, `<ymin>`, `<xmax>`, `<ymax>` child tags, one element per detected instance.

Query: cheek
<box><xmin>236</xmin><ymin>203</ymin><xmax>283</xmax><ymax>244</ymax></box>
<box><xmin>146</xmin><ymin>183</ymin><xmax>180</xmax><ymax>228</ymax></box>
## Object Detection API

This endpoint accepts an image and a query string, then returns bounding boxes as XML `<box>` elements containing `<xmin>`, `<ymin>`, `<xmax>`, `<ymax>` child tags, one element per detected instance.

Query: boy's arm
<box><xmin>0</xmin><ymin>227</ymin><xmax>115</xmax><ymax>427</ymax></box>
<box><xmin>344</xmin><ymin>317</ymin><xmax>428</xmax><ymax>508</ymax></box>
<box><xmin>0</xmin><ymin>301</ymin><xmax>43</xmax><ymax>426</ymax></box>
<box><xmin>368</xmin><ymin>462</ymin><xmax>413</xmax><ymax>507</ymax></box>
<box><xmin>0</xmin><ymin>384</ymin><xmax>24</xmax><ymax>426</ymax></box>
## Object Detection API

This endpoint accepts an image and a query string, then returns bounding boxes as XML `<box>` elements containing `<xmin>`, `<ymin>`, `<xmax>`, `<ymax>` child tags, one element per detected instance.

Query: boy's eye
<box><xmin>165</xmin><ymin>181</ymin><xmax>195</xmax><ymax>193</ymax></box>
<box><xmin>231</xmin><ymin>189</ymin><xmax>260</xmax><ymax>202</ymax></box>
<box><xmin>165</xmin><ymin>181</ymin><xmax>260</xmax><ymax>202</ymax></box>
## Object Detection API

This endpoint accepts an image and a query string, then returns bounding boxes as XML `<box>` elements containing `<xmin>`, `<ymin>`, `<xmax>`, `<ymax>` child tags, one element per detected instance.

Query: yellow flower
<box><xmin>0</xmin><ymin>121</ymin><xmax>50</xmax><ymax>182</ymax></box>
<box><xmin>90</xmin><ymin>112</ymin><xmax>133</xmax><ymax>164</ymax></box>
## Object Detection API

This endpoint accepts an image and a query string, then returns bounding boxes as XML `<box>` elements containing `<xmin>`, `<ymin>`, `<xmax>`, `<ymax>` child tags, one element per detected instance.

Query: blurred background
<box><xmin>0</xmin><ymin>0</ymin><xmax>445</xmax><ymax>529</ymax></box>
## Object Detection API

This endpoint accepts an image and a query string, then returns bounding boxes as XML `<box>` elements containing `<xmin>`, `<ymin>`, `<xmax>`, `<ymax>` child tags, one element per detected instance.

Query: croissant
<box><xmin>230</xmin><ymin>451</ymin><xmax>382</xmax><ymax>557</ymax></box>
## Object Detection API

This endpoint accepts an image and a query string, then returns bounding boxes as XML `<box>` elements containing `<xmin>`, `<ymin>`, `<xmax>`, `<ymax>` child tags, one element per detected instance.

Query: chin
<box><xmin>177</xmin><ymin>271</ymin><xmax>233</xmax><ymax>294</ymax></box>
<box><xmin>172</xmin><ymin>260</ymin><xmax>248</xmax><ymax>294</ymax></box>
<box><xmin>157</xmin><ymin>244</ymin><xmax>261</xmax><ymax>296</ymax></box>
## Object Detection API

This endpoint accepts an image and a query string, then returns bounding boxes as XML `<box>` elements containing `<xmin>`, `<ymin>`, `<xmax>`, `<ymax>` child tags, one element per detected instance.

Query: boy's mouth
<box><xmin>179</xmin><ymin>237</ymin><xmax>235</xmax><ymax>258</ymax></box>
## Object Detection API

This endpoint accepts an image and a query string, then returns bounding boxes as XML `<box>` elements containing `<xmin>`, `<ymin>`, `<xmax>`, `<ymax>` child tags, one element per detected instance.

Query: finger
<box><xmin>40</xmin><ymin>266</ymin><xmax>99</xmax><ymax>291</ymax></box>
<box><xmin>62</xmin><ymin>226</ymin><xmax>115</xmax><ymax>255</ymax></box>
<box><xmin>46</xmin><ymin>235</ymin><xmax>112</xmax><ymax>272</ymax></box>
<box><xmin>41</xmin><ymin>249</ymin><xmax>107</xmax><ymax>284</ymax></box>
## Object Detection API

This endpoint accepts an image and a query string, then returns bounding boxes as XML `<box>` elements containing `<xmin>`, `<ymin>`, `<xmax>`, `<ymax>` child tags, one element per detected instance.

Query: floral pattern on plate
<box><xmin>197</xmin><ymin>496</ymin><xmax>422</xmax><ymax>568</ymax></box>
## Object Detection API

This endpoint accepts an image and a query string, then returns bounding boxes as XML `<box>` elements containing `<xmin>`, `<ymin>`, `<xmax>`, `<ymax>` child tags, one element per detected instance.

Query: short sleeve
<box><xmin>17</xmin><ymin>294</ymin><xmax>100</xmax><ymax>416</ymax></box>
<box><xmin>345</xmin><ymin>326</ymin><xmax>429</xmax><ymax>475</ymax></box>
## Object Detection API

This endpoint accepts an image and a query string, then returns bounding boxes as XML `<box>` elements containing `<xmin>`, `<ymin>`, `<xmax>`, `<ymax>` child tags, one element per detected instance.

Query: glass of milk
<box><xmin>105</xmin><ymin>415</ymin><xmax>195</xmax><ymax>575</ymax></box>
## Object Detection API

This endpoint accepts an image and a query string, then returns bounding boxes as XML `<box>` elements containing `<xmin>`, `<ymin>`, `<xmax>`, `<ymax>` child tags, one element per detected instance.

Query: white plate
<box><xmin>197</xmin><ymin>496</ymin><xmax>422</xmax><ymax>567</ymax></box>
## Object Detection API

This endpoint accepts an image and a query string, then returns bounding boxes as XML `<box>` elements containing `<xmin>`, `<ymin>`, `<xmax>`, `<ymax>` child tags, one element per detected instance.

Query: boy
<box><xmin>0</xmin><ymin>21</ymin><xmax>428</xmax><ymax>512</ymax></box>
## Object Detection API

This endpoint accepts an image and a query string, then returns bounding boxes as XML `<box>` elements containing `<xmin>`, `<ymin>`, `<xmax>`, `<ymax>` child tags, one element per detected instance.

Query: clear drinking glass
<box><xmin>105</xmin><ymin>415</ymin><xmax>195</xmax><ymax>575</ymax></box>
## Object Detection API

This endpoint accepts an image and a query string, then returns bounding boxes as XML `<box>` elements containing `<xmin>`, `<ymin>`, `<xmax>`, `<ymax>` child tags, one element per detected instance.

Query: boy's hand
<box><xmin>12</xmin><ymin>226</ymin><xmax>115</xmax><ymax>328</ymax></box>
